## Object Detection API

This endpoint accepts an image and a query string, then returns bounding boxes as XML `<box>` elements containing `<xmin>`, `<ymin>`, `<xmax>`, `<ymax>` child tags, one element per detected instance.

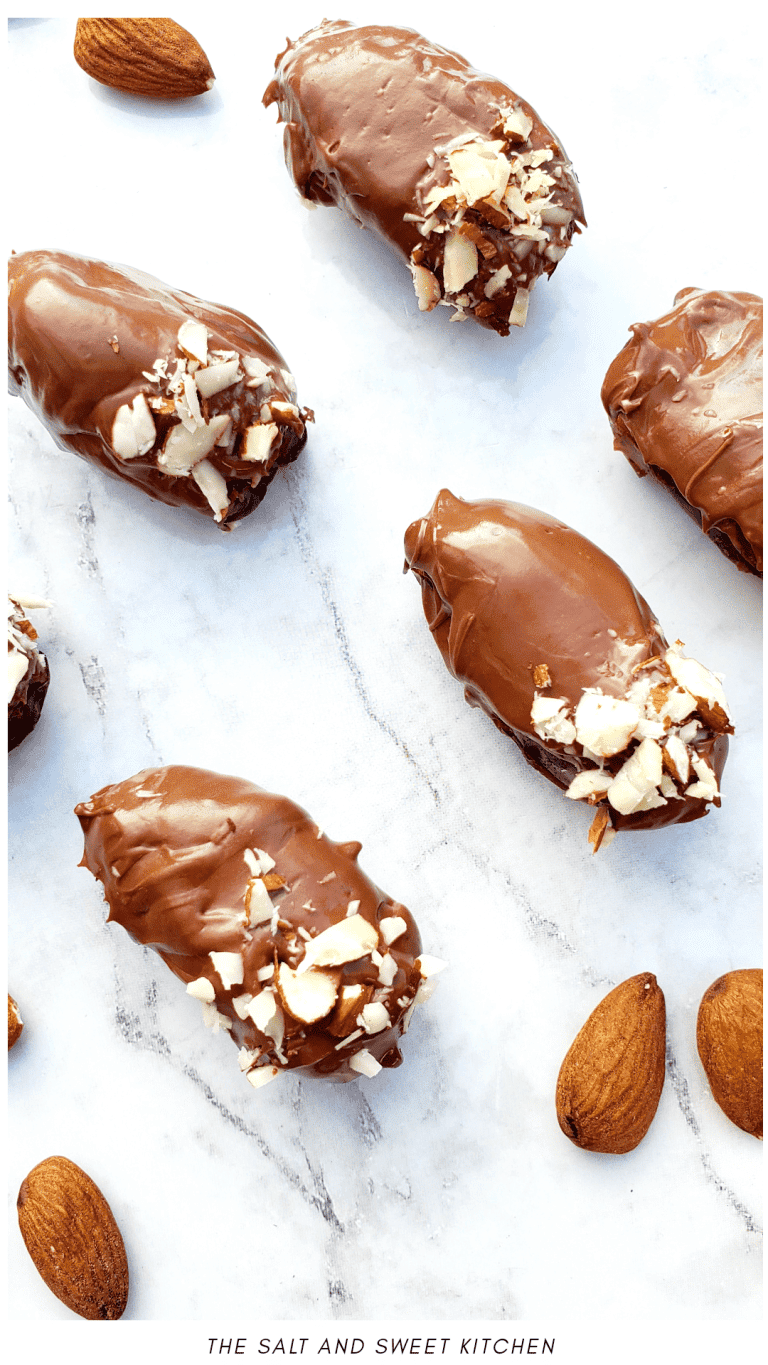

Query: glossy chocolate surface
<box><xmin>76</xmin><ymin>766</ymin><xmax>432</xmax><ymax>1084</ymax></box>
<box><xmin>601</xmin><ymin>288</ymin><xmax>762</xmax><ymax>575</ymax></box>
<box><xmin>404</xmin><ymin>491</ymin><xmax>729</xmax><ymax>834</ymax></box>
<box><xmin>8</xmin><ymin>250</ymin><xmax>310</xmax><ymax>526</ymax></box>
<box><xmin>264</xmin><ymin>21</ymin><xmax>584</xmax><ymax>334</ymax></box>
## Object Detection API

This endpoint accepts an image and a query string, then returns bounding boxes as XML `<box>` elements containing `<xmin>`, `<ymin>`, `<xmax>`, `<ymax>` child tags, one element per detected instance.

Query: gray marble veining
<box><xmin>7</xmin><ymin>3</ymin><xmax>761</xmax><ymax>1330</ymax></box>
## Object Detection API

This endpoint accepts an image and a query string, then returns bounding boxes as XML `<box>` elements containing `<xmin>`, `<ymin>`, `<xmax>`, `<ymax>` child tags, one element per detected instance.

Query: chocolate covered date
<box><xmin>264</xmin><ymin>21</ymin><xmax>584</xmax><ymax>334</ymax></box>
<box><xmin>76</xmin><ymin>766</ymin><xmax>444</xmax><ymax>1086</ymax></box>
<box><xmin>8</xmin><ymin>594</ymin><xmax>50</xmax><ymax>751</ymax></box>
<box><xmin>404</xmin><ymin>491</ymin><xmax>731</xmax><ymax>848</ymax></box>
<box><xmin>601</xmin><ymin>288</ymin><xmax>762</xmax><ymax>575</ymax></box>
<box><xmin>8</xmin><ymin>250</ymin><xmax>311</xmax><ymax>526</ymax></box>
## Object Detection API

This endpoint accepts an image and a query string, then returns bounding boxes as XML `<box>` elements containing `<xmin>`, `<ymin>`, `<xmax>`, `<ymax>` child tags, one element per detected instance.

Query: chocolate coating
<box><xmin>601</xmin><ymin>288</ymin><xmax>762</xmax><ymax>575</ymax></box>
<box><xmin>8</xmin><ymin>250</ymin><xmax>311</xmax><ymax>526</ymax></box>
<box><xmin>76</xmin><ymin>766</ymin><xmax>436</xmax><ymax>1085</ymax></box>
<box><xmin>404</xmin><ymin>491</ymin><xmax>730</xmax><ymax>838</ymax></box>
<box><xmin>8</xmin><ymin>595</ymin><xmax>50</xmax><ymax>751</ymax></box>
<box><xmin>264</xmin><ymin>21</ymin><xmax>584</xmax><ymax>334</ymax></box>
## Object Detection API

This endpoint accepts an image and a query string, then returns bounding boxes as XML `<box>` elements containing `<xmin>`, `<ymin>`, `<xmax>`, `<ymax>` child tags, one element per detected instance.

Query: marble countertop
<box><xmin>6</xmin><ymin>2</ymin><xmax>762</xmax><ymax>1347</ymax></box>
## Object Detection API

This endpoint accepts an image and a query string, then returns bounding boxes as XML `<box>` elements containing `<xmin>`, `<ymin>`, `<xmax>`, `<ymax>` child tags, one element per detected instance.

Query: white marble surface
<box><xmin>6</xmin><ymin>0</ymin><xmax>762</xmax><ymax>1338</ymax></box>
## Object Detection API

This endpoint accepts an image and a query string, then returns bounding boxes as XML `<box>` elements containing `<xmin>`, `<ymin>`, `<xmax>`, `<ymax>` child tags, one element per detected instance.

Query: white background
<box><xmin>5</xmin><ymin>1</ymin><xmax>762</xmax><ymax>1355</ymax></box>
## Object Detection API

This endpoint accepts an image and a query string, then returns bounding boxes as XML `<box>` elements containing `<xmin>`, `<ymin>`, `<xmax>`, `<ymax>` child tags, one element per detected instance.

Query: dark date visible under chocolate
<box><xmin>404</xmin><ymin>491</ymin><xmax>731</xmax><ymax>847</ymax></box>
<box><xmin>8</xmin><ymin>250</ymin><xmax>311</xmax><ymax>526</ymax></box>
<box><xmin>601</xmin><ymin>288</ymin><xmax>763</xmax><ymax>575</ymax></box>
<box><xmin>76</xmin><ymin>766</ymin><xmax>443</xmax><ymax>1085</ymax></box>
<box><xmin>8</xmin><ymin>595</ymin><xmax>50</xmax><ymax>751</ymax></box>
<box><xmin>264</xmin><ymin>21</ymin><xmax>585</xmax><ymax>335</ymax></box>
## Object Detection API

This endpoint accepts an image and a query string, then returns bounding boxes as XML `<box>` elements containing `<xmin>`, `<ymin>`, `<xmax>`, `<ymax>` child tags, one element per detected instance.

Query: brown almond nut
<box><xmin>8</xmin><ymin>993</ymin><xmax>24</xmax><ymax>1049</ymax></box>
<box><xmin>696</xmin><ymin>968</ymin><xmax>763</xmax><ymax>1138</ymax></box>
<box><xmin>74</xmin><ymin>18</ymin><xmax>215</xmax><ymax>99</ymax></box>
<box><xmin>555</xmin><ymin>972</ymin><xmax>666</xmax><ymax>1153</ymax></box>
<box><xmin>17</xmin><ymin>1156</ymin><xmax>129</xmax><ymax>1319</ymax></box>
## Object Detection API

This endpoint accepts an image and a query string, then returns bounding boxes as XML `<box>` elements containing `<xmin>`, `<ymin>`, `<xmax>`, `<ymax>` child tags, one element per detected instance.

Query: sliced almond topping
<box><xmin>539</xmin><ymin>204</ymin><xmax>573</xmax><ymax>225</ymax></box>
<box><xmin>565</xmin><ymin>770</ymin><xmax>613</xmax><ymax>801</ymax></box>
<box><xmin>245</xmin><ymin>876</ymin><xmax>274</xmax><ymax>927</ymax></box>
<box><xmin>241</xmin><ymin>355</ymin><xmax>272</xmax><ymax>388</ymax></box>
<box><xmin>242</xmin><ymin>422</ymin><xmax>279</xmax><ymax>464</ymax></box>
<box><xmin>112</xmin><ymin>393</ymin><xmax>157</xmax><ymax>460</ymax></box>
<box><xmin>245</xmin><ymin>1064</ymin><xmax>280</xmax><ymax>1089</ymax></box>
<box><xmin>588</xmin><ymin>807</ymin><xmax>614</xmax><ymax>853</ymax></box>
<box><xmin>328</xmin><ymin>983</ymin><xmax>372</xmax><ymax>1037</ymax></box>
<box><xmin>208</xmin><ymin>951</ymin><xmax>244</xmax><ymax>990</ymax></box>
<box><xmin>186</xmin><ymin>976</ymin><xmax>215</xmax><ymax>1004</ymax></box>
<box><xmin>410</xmin><ymin>260</ymin><xmax>442</xmax><ymax>311</ymax></box>
<box><xmin>531</xmin><ymin>694</ymin><xmax>576</xmax><ymax>745</ymax></box>
<box><xmin>443</xmin><ymin>230</ymin><xmax>479</xmax><ymax>293</ymax></box>
<box><xmin>297</xmin><ymin>914</ymin><xmax>378</xmax><ymax>973</ymax></box>
<box><xmin>247</xmin><ymin>989</ymin><xmax>285</xmax><ymax>1048</ymax></box>
<box><xmin>664</xmin><ymin>649</ymin><xmax>732</xmax><ymax>732</ymax></box>
<box><xmin>377</xmin><ymin>953</ymin><xmax>399</xmax><ymax>987</ymax></box>
<box><xmin>192</xmin><ymin>458</ymin><xmax>229</xmax><ymax>522</ymax></box>
<box><xmin>379</xmin><ymin>915</ymin><xmax>408</xmax><ymax>946</ymax></box>
<box><xmin>358</xmin><ymin>1002</ymin><xmax>390</xmax><ymax>1034</ymax></box>
<box><xmin>663</xmin><ymin>733</ymin><xmax>690</xmax><ymax>786</ymax></box>
<box><xmin>255</xmin><ymin>847</ymin><xmax>276</xmax><ymax>873</ymax></box>
<box><xmin>573</xmin><ymin>691</ymin><xmax>641</xmax><ymax>758</ymax></box>
<box><xmin>509</xmin><ymin>287</ymin><xmax>530</xmax><ymax>328</ymax></box>
<box><xmin>501</xmin><ymin>106</ymin><xmax>533</xmax><ymax>142</ymax></box>
<box><xmin>158</xmin><ymin>413</ymin><xmax>231</xmax><ymax>475</ymax></box>
<box><xmin>416</xmin><ymin>955</ymin><xmax>448</xmax><ymax>979</ymax></box>
<box><xmin>685</xmin><ymin>756</ymin><xmax>720</xmax><ymax>802</ymax></box>
<box><xmin>232</xmin><ymin>992</ymin><xmax>254</xmax><ymax>1020</ymax></box>
<box><xmin>177</xmin><ymin>319</ymin><xmax>208</xmax><ymax>365</ymax></box>
<box><xmin>195</xmin><ymin>358</ymin><xmax>241</xmax><ymax>397</ymax></box>
<box><xmin>349</xmin><ymin>1048</ymin><xmax>382</xmax><ymax>1078</ymax></box>
<box><xmin>201</xmin><ymin>1002</ymin><xmax>232</xmax><ymax>1032</ymax></box>
<box><xmin>276</xmin><ymin>962</ymin><xmax>339</xmax><ymax>1023</ymax></box>
<box><xmin>481</xmin><ymin>264</ymin><xmax>511</xmax><ymax>300</ymax></box>
<box><xmin>607</xmin><ymin>738</ymin><xmax>664</xmax><ymax>815</ymax></box>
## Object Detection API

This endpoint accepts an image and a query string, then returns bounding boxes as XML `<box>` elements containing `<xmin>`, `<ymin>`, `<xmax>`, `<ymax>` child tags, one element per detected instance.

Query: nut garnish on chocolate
<box><xmin>8</xmin><ymin>593</ymin><xmax>50</xmax><ymax>751</ymax></box>
<box><xmin>601</xmin><ymin>288</ymin><xmax>763</xmax><ymax>575</ymax></box>
<box><xmin>263</xmin><ymin>21</ymin><xmax>585</xmax><ymax>335</ymax></box>
<box><xmin>404</xmin><ymin>491</ymin><xmax>731</xmax><ymax>846</ymax></box>
<box><xmin>8</xmin><ymin>251</ymin><xmax>312</xmax><ymax>526</ymax></box>
<box><xmin>75</xmin><ymin>766</ymin><xmax>443</xmax><ymax>1085</ymax></box>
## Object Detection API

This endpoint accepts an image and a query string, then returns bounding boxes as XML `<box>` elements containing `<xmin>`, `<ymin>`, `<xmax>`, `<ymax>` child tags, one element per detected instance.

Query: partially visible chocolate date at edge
<box><xmin>601</xmin><ymin>288</ymin><xmax>762</xmax><ymax>576</ymax></box>
<box><xmin>8</xmin><ymin>595</ymin><xmax>50</xmax><ymax>752</ymax></box>
<box><xmin>8</xmin><ymin>250</ymin><xmax>312</xmax><ymax>527</ymax></box>
<box><xmin>404</xmin><ymin>491</ymin><xmax>731</xmax><ymax>848</ymax></box>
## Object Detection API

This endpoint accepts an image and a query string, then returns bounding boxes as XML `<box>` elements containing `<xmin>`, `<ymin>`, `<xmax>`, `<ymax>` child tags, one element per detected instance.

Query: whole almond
<box><xmin>696</xmin><ymin>968</ymin><xmax>763</xmax><ymax>1138</ymax></box>
<box><xmin>74</xmin><ymin>18</ymin><xmax>215</xmax><ymax>99</ymax></box>
<box><xmin>556</xmin><ymin>972</ymin><xmax>666</xmax><ymax>1153</ymax></box>
<box><xmin>17</xmin><ymin>1156</ymin><xmax>129</xmax><ymax>1319</ymax></box>
<box><xmin>8</xmin><ymin>993</ymin><xmax>24</xmax><ymax>1049</ymax></box>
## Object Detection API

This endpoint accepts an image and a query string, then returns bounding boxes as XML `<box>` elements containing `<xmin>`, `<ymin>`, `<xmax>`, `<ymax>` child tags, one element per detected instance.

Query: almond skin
<box><xmin>74</xmin><ymin>18</ymin><xmax>215</xmax><ymax>99</ymax></box>
<box><xmin>17</xmin><ymin>1156</ymin><xmax>129</xmax><ymax>1319</ymax></box>
<box><xmin>8</xmin><ymin>993</ymin><xmax>23</xmax><ymax>1049</ymax></box>
<box><xmin>697</xmin><ymin>968</ymin><xmax>763</xmax><ymax>1138</ymax></box>
<box><xmin>556</xmin><ymin>972</ymin><xmax>666</xmax><ymax>1153</ymax></box>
